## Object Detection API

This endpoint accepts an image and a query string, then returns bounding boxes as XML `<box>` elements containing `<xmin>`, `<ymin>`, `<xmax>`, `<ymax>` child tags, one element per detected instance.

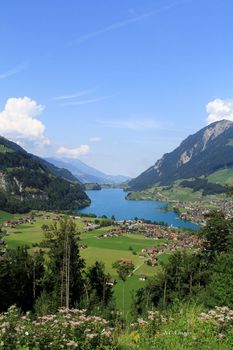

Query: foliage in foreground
<box><xmin>0</xmin><ymin>306</ymin><xmax>115</xmax><ymax>350</ymax></box>
<box><xmin>119</xmin><ymin>304</ymin><xmax>233</xmax><ymax>350</ymax></box>
<box><xmin>1</xmin><ymin>304</ymin><xmax>233</xmax><ymax>350</ymax></box>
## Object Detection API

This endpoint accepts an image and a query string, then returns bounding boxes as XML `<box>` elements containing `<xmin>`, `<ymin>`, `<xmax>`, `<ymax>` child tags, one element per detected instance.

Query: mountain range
<box><xmin>45</xmin><ymin>157</ymin><xmax>131</xmax><ymax>185</ymax></box>
<box><xmin>0</xmin><ymin>136</ymin><xmax>90</xmax><ymax>213</ymax></box>
<box><xmin>128</xmin><ymin>119</ymin><xmax>233</xmax><ymax>195</ymax></box>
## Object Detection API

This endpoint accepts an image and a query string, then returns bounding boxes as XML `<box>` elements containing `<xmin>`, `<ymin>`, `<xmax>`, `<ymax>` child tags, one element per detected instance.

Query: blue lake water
<box><xmin>79</xmin><ymin>189</ymin><xmax>198</xmax><ymax>230</ymax></box>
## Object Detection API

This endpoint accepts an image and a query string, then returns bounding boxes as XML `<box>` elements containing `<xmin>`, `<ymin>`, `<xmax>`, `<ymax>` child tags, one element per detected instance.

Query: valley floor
<box><xmin>2</xmin><ymin>211</ymin><xmax>170</xmax><ymax>315</ymax></box>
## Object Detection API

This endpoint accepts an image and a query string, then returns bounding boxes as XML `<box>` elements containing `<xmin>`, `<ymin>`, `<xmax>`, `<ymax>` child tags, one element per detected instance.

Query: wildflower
<box><xmin>218</xmin><ymin>333</ymin><xmax>225</xmax><ymax>339</ymax></box>
<box><xmin>67</xmin><ymin>340</ymin><xmax>78</xmax><ymax>347</ymax></box>
<box><xmin>137</xmin><ymin>318</ymin><xmax>148</xmax><ymax>325</ymax></box>
<box><xmin>86</xmin><ymin>333</ymin><xmax>98</xmax><ymax>339</ymax></box>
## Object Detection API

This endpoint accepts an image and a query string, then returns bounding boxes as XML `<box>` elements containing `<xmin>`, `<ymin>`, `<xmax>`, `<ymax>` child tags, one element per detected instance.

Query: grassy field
<box><xmin>3</xmin><ymin>211</ymin><xmax>169</xmax><ymax>316</ymax></box>
<box><xmin>79</xmin><ymin>229</ymin><xmax>169</xmax><ymax>314</ymax></box>
<box><xmin>4</xmin><ymin>212</ymin><xmax>58</xmax><ymax>249</ymax></box>
<box><xmin>127</xmin><ymin>180</ymin><xmax>226</xmax><ymax>202</ymax></box>
<box><xmin>0</xmin><ymin>210</ymin><xmax>15</xmax><ymax>225</ymax></box>
<box><xmin>207</xmin><ymin>167</ymin><xmax>233</xmax><ymax>185</ymax></box>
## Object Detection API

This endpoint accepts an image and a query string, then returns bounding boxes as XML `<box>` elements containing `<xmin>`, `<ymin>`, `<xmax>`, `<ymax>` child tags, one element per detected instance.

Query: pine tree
<box><xmin>43</xmin><ymin>218</ymin><xmax>85</xmax><ymax>308</ymax></box>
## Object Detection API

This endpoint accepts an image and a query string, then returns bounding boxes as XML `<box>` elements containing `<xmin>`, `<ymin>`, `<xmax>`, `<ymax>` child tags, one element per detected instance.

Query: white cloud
<box><xmin>89</xmin><ymin>137</ymin><xmax>102</xmax><ymax>142</ymax></box>
<box><xmin>0</xmin><ymin>97</ymin><xmax>50</xmax><ymax>146</ymax></box>
<box><xmin>206</xmin><ymin>98</ymin><xmax>233</xmax><ymax>124</ymax></box>
<box><xmin>57</xmin><ymin>145</ymin><xmax>90</xmax><ymax>158</ymax></box>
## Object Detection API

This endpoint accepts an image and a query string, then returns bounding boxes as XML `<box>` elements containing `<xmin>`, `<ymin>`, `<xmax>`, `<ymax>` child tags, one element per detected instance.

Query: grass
<box><xmin>80</xmin><ymin>231</ymin><xmax>169</xmax><ymax>316</ymax></box>
<box><xmin>207</xmin><ymin>167</ymin><xmax>233</xmax><ymax>185</ymax></box>
<box><xmin>0</xmin><ymin>145</ymin><xmax>14</xmax><ymax>154</ymax></box>
<box><xmin>118</xmin><ymin>303</ymin><xmax>233</xmax><ymax>350</ymax></box>
<box><xmin>0</xmin><ymin>210</ymin><xmax>14</xmax><ymax>225</ymax></box>
<box><xmin>80</xmin><ymin>230</ymin><xmax>169</xmax><ymax>252</ymax></box>
<box><xmin>3</xmin><ymin>211</ymin><xmax>168</xmax><ymax>316</ymax></box>
<box><xmin>4</xmin><ymin>214</ymin><xmax>58</xmax><ymax>249</ymax></box>
<box><xmin>127</xmin><ymin>180</ymin><xmax>226</xmax><ymax>202</ymax></box>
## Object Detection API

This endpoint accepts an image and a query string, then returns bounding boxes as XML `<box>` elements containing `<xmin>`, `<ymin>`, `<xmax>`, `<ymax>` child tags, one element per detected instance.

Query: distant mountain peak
<box><xmin>46</xmin><ymin>157</ymin><xmax>131</xmax><ymax>185</ymax></box>
<box><xmin>128</xmin><ymin>120</ymin><xmax>233</xmax><ymax>191</ymax></box>
<box><xmin>203</xmin><ymin>119</ymin><xmax>233</xmax><ymax>149</ymax></box>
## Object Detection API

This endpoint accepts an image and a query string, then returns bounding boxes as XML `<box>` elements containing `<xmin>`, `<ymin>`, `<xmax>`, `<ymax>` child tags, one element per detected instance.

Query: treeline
<box><xmin>180</xmin><ymin>178</ymin><xmax>227</xmax><ymax>195</ymax></box>
<box><xmin>1</xmin><ymin>211</ymin><xmax>233</xmax><ymax>324</ymax></box>
<box><xmin>0</xmin><ymin>219</ymin><xmax>115</xmax><ymax>318</ymax></box>
<box><xmin>134</xmin><ymin>211</ymin><xmax>233</xmax><ymax>316</ymax></box>
<box><xmin>0</xmin><ymin>175</ymin><xmax>90</xmax><ymax>213</ymax></box>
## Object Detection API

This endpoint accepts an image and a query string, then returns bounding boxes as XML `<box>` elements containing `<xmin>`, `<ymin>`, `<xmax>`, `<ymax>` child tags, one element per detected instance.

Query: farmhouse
<box><xmin>120</xmin><ymin>259</ymin><xmax>133</xmax><ymax>265</ymax></box>
<box><xmin>106</xmin><ymin>278</ymin><xmax>117</xmax><ymax>286</ymax></box>
<box><xmin>139</xmin><ymin>274</ymin><xmax>146</xmax><ymax>281</ymax></box>
<box><xmin>79</xmin><ymin>243</ymin><xmax>87</xmax><ymax>249</ymax></box>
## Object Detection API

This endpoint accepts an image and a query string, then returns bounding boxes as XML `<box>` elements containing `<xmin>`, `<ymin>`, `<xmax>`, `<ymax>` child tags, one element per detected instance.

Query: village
<box><xmin>94</xmin><ymin>220</ymin><xmax>201</xmax><ymax>268</ymax></box>
<box><xmin>0</xmin><ymin>214</ymin><xmax>202</xmax><ymax>284</ymax></box>
<box><xmin>171</xmin><ymin>199</ymin><xmax>233</xmax><ymax>225</ymax></box>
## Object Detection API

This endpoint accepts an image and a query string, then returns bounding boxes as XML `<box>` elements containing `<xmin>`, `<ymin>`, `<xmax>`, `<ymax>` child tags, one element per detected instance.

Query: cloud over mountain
<box><xmin>56</xmin><ymin>145</ymin><xmax>90</xmax><ymax>158</ymax></box>
<box><xmin>206</xmin><ymin>98</ymin><xmax>233</xmax><ymax>124</ymax></box>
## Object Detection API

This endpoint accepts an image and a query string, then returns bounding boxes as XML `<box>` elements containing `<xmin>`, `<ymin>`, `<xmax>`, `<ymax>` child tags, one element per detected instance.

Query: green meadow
<box><xmin>3</xmin><ymin>212</ymin><xmax>168</xmax><ymax>315</ymax></box>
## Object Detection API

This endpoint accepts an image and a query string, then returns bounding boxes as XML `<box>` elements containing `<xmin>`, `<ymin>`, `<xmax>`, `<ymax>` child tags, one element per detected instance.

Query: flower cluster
<box><xmin>199</xmin><ymin>306</ymin><xmax>233</xmax><ymax>325</ymax></box>
<box><xmin>0</xmin><ymin>305</ymin><xmax>114</xmax><ymax>350</ymax></box>
<box><xmin>198</xmin><ymin>306</ymin><xmax>233</xmax><ymax>340</ymax></box>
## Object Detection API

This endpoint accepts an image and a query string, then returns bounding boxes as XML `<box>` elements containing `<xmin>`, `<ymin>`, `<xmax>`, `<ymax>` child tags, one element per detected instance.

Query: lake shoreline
<box><xmin>80</xmin><ymin>188</ymin><xmax>199</xmax><ymax>230</ymax></box>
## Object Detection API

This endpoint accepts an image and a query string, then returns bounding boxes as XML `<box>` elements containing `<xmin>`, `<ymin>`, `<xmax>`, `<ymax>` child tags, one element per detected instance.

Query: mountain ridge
<box><xmin>45</xmin><ymin>157</ymin><xmax>131</xmax><ymax>184</ymax></box>
<box><xmin>0</xmin><ymin>136</ymin><xmax>90</xmax><ymax>213</ymax></box>
<box><xmin>128</xmin><ymin>120</ymin><xmax>233</xmax><ymax>191</ymax></box>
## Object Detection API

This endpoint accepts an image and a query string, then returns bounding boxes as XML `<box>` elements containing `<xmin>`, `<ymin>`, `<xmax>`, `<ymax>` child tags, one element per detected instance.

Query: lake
<box><xmin>78</xmin><ymin>189</ymin><xmax>198</xmax><ymax>230</ymax></box>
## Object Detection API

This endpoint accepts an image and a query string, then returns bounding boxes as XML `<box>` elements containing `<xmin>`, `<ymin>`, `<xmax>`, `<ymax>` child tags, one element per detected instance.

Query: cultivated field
<box><xmin>3</xmin><ymin>211</ymin><xmax>169</xmax><ymax>315</ymax></box>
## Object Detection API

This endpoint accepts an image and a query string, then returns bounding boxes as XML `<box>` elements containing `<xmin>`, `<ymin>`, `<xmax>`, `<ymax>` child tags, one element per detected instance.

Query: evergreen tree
<box><xmin>85</xmin><ymin>261</ymin><xmax>113</xmax><ymax>308</ymax></box>
<box><xmin>0</xmin><ymin>246</ymin><xmax>45</xmax><ymax>311</ymax></box>
<box><xmin>201</xmin><ymin>211</ymin><xmax>233</xmax><ymax>261</ymax></box>
<box><xmin>43</xmin><ymin>218</ymin><xmax>85</xmax><ymax>308</ymax></box>
<box><xmin>205</xmin><ymin>252</ymin><xmax>233</xmax><ymax>308</ymax></box>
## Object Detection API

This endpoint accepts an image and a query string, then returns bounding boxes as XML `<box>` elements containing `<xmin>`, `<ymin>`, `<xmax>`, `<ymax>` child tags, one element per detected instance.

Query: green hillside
<box><xmin>0</xmin><ymin>136</ymin><xmax>90</xmax><ymax>213</ymax></box>
<box><xmin>207</xmin><ymin>167</ymin><xmax>233</xmax><ymax>185</ymax></box>
<box><xmin>128</xmin><ymin>120</ymin><xmax>233</xmax><ymax>193</ymax></box>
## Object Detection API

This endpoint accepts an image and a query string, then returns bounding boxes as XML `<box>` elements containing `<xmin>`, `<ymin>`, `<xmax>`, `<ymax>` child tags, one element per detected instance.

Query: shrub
<box><xmin>0</xmin><ymin>306</ymin><xmax>115</xmax><ymax>350</ymax></box>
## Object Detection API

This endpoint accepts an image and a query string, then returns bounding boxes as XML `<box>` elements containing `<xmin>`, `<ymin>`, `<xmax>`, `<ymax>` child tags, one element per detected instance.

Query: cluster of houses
<box><xmin>138</xmin><ymin>229</ymin><xmax>201</xmax><ymax>266</ymax></box>
<box><xmin>97</xmin><ymin>228</ymin><xmax>124</xmax><ymax>239</ymax></box>
<box><xmin>82</xmin><ymin>220</ymin><xmax>101</xmax><ymax>231</ymax></box>
<box><xmin>79</xmin><ymin>243</ymin><xmax>88</xmax><ymax>249</ymax></box>
<box><xmin>3</xmin><ymin>216</ymin><xmax>36</xmax><ymax>229</ymax></box>
<box><xmin>172</xmin><ymin>199</ymin><xmax>233</xmax><ymax>225</ymax></box>
<box><xmin>116</xmin><ymin>221</ymin><xmax>201</xmax><ymax>249</ymax></box>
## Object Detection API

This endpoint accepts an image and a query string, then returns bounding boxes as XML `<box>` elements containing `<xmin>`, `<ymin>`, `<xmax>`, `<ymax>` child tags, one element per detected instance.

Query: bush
<box><xmin>0</xmin><ymin>306</ymin><xmax>115</xmax><ymax>350</ymax></box>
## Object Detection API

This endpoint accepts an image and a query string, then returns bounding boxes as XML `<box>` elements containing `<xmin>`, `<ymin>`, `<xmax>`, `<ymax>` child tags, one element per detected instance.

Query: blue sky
<box><xmin>1</xmin><ymin>0</ymin><xmax>233</xmax><ymax>176</ymax></box>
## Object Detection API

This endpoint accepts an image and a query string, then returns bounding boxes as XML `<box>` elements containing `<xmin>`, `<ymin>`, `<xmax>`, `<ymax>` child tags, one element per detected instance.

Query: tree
<box><xmin>205</xmin><ymin>252</ymin><xmax>233</xmax><ymax>308</ymax></box>
<box><xmin>201</xmin><ymin>211</ymin><xmax>233</xmax><ymax>261</ymax></box>
<box><xmin>43</xmin><ymin>218</ymin><xmax>85</xmax><ymax>309</ymax></box>
<box><xmin>134</xmin><ymin>251</ymin><xmax>209</xmax><ymax>315</ymax></box>
<box><xmin>85</xmin><ymin>261</ymin><xmax>113</xmax><ymax>309</ymax></box>
<box><xmin>0</xmin><ymin>226</ymin><xmax>6</xmax><ymax>240</ymax></box>
<box><xmin>0</xmin><ymin>246</ymin><xmax>45</xmax><ymax>311</ymax></box>
<box><xmin>112</xmin><ymin>260</ymin><xmax>134</xmax><ymax>318</ymax></box>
